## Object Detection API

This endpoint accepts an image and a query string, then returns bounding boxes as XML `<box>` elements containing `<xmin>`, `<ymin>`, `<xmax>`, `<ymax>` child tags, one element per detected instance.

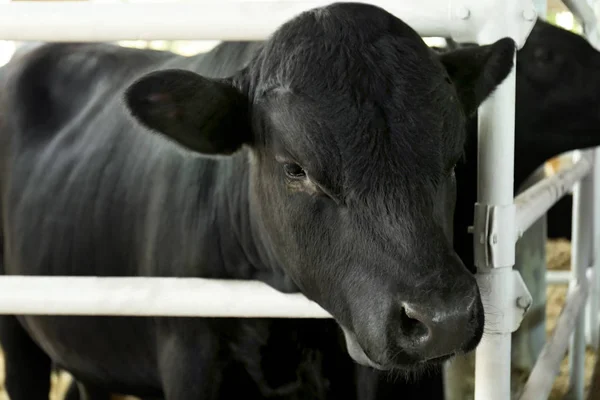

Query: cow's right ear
<box><xmin>124</xmin><ymin>69</ymin><xmax>251</xmax><ymax>155</ymax></box>
<box><xmin>438</xmin><ymin>38</ymin><xmax>516</xmax><ymax>117</ymax></box>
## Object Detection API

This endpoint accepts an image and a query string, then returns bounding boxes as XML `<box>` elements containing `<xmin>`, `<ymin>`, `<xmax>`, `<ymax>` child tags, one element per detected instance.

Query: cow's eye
<box><xmin>283</xmin><ymin>163</ymin><xmax>306</xmax><ymax>179</ymax></box>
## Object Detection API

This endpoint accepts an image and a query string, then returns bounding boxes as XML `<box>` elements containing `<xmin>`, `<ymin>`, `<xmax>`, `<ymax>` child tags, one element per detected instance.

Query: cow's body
<box><xmin>0</xmin><ymin>3</ymin><xmax>515</xmax><ymax>400</ymax></box>
<box><xmin>1</xmin><ymin>42</ymin><xmax>358</xmax><ymax>400</ymax></box>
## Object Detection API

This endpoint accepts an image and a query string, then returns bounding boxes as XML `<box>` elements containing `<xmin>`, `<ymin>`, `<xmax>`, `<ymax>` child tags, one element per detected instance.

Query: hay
<box><xmin>546</xmin><ymin>239</ymin><xmax>597</xmax><ymax>399</ymax></box>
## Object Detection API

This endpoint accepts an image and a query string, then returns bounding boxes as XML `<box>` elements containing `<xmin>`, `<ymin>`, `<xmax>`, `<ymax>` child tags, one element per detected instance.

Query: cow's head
<box><xmin>125</xmin><ymin>2</ymin><xmax>515</xmax><ymax>371</ymax></box>
<box><xmin>515</xmin><ymin>19</ymin><xmax>600</xmax><ymax>184</ymax></box>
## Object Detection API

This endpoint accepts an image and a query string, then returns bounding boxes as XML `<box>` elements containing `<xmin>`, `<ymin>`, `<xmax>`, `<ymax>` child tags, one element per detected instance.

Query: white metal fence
<box><xmin>0</xmin><ymin>1</ymin><xmax>598</xmax><ymax>400</ymax></box>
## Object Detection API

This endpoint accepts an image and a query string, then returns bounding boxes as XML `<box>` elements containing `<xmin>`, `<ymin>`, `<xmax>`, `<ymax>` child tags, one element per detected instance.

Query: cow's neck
<box><xmin>145</xmin><ymin>46</ymin><xmax>298</xmax><ymax>292</ymax></box>
<box><xmin>208</xmin><ymin>151</ymin><xmax>300</xmax><ymax>293</ymax></box>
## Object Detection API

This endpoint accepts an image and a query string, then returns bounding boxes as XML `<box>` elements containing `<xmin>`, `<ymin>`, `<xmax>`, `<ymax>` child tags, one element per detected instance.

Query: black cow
<box><xmin>0</xmin><ymin>3</ymin><xmax>515</xmax><ymax>400</ymax></box>
<box><xmin>361</xmin><ymin>19</ymin><xmax>600</xmax><ymax>400</ymax></box>
<box><xmin>516</xmin><ymin>19</ymin><xmax>600</xmax><ymax>241</ymax></box>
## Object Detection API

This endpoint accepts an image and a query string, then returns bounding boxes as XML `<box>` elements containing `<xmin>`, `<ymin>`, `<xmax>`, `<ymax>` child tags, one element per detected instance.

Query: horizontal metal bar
<box><xmin>0</xmin><ymin>268</ymin><xmax>584</xmax><ymax>314</ymax></box>
<box><xmin>0</xmin><ymin>1</ymin><xmax>453</xmax><ymax>41</ymax></box>
<box><xmin>0</xmin><ymin>276</ymin><xmax>332</xmax><ymax>318</ymax></box>
<box><xmin>514</xmin><ymin>152</ymin><xmax>593</xmax><ymax>237</ymax></box>
<box><xmin>562</xmin><ymin>0</ymin><xmax>598</xmax><ymax>34</ymax></box>
<box><xmin>518</xmin><ymin>281</ymin><xmax>589</xmax><ymax>400</ymax></box>
<box><xmin>546</xmin><ymin>267</ymin><xmax>594</xmax><ymax>285</ymax></box>
<box><xmin>0</xmin><ymin>0</ymin><xmax>536</xmax><ymax>45</ymax></box>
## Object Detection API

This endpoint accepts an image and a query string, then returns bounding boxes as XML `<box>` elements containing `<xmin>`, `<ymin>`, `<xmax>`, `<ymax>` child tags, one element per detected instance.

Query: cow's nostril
<box><xmin>394</xmin><ymin>297</ymin><xmax>482</xmax><ymax>363</ymax></box>
<box><xmin>399</xmin><ymin>304</ymin><xmax>429</xmax><ymax>342</ymax></box>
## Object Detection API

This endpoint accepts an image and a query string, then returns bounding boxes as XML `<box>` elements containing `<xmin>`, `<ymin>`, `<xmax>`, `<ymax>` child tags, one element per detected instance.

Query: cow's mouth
<box><xmin>341</xmin><ymin>326</ymin><xmax>392</xmax><ymax>371</ymax></box>
<box><xmin>418</xmin><ymin>353</ymin><xmax>454</xmax><ymax>364</ymax></box>
<box><xmin>340</xmin><ymin>326</ymin><xmax>456</xmax><ymax>370</ymax></box>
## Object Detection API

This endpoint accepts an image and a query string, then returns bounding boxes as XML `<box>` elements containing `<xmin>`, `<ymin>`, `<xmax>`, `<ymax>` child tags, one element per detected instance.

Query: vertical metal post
<box><xmin>568</xmin><ymin>0</ymin><xmax>600</xmax><ymax>357</ymax></box>
<box><xmin>511</xmin><ymin>0</ymin><xmax>547</xmax><ymax>383</ymax></box>
<box><xmin>586</xmin><ymin>148</ymin><xmax>600</xmax><ymax>351</ymax></box>
<box><xmin>473</xmin><ymin>53</ymin><xmax>517</xmax><ymax>400</ymax></box>
<box><xmin>470</xmin><ymin>7</ymin><xmax>537</xmax><ymax>400</ymax></box>
<box><xmin>578</xmin><ymin>4</ymin><xmax>600</xmax><ymax>352</ymax></box>
<box><xmin>585</xmin><ymin>16</ymin><xmax>600</xmax><ymax>349</ymax></box>
<box><xmin>568</xmin><ymin>151</ymin><xmax>593</xmax><ymax>400</ymax></box>
<box><xmin>591</xmin><ymin>147</ymin><xmax>600</xmax><ymax>351</ymax></box>
<box><xmin>512</xmin><ymin>168</ymin><xmax>548</xmax><ymax>376</ymax></box>
<box><xmin>532</xmin><ymin>0</ymin><xmax>546</xmax><ymax>18</ymax></box>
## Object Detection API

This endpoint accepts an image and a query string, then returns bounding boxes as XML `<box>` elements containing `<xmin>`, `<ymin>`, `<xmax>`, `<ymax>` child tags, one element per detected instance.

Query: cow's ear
<box><xmin>125</xmin><ymin>69</ymin><xmax>250</xmax><ymax>155</ymax></box>
<box><xmin>438</xmin><ymin>37</ymin><xmax>516</xmax><ymax>117</ymax></box>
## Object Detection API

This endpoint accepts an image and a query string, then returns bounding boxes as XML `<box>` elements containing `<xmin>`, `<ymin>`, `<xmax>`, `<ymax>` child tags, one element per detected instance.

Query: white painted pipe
<box><xmin>532</xmin><ymin>0</ymin><xmax>547</xmax><ymax>17</ymax></box>
<box><xmin>474</xmin><ymin>268</ymin><xmax>516</xmax><ymax>400</ymax></box>
<box><xmin>472</xmin><ymin>2</ymin><xmax>528</xmax><ymax>399</ymax></box>
<box><xmin>563</xmin><ymin>0</ymin><xmax>600</xmax><ymax>43</ymax></box>
<box><xmin>590</xmin><ymin>147</ymin><xmax>600</xmax><ymax>350</ymax></box>
<box><xmin>0</xmin><ymin>1</ymin><xmax>457</xmax><ymax>41</ymax></box>
<box><xmin>563</xmin><ymin>0</ymin><xmax>596</xmax><ymax>27</ymax></box>
<box><xmin>584</xmin><ymin>22</ymin><xmax>600</xmax><ymax>354</ymax></box>
<box><xmin>514</xmin><ymin>153</ymin><xmax>592</xmax><ymax>238</ymax></box>
<box><xmin>0</xmin><ymin>276</ymin><xmax>332</xmax><ymax>318</ymax></box>
<box><xmin>567</xmin><ymin>149</ymin><xmax>593</xmax><ymax>400</ymax></box>
<box><xmin>0</xmin><ymin>270</ymin><xmax>580</xmax><ymax>313</ymax></box>
<box><xmin>564</xmin><ymin>0</ymin><xmax>600</xmax><ymax>357</ymax></box>
<box><xmin>546</xmin><ymin>268</ymin><xmax>593</xmax><ymax>286</ymax></box>
<box><xmin>518</xmin><ymin>282</ymin><xmax>589</xmax><ymax>400</ymax></box>
<box><xmin>587</xmin><ymin>148</ymin><xmax>600</xmax><ymax>350</ymax></box>
<box><xmin>0</xmin><ymin>0</ymin><xmax>536</xmax><ymax>46</ymax></box>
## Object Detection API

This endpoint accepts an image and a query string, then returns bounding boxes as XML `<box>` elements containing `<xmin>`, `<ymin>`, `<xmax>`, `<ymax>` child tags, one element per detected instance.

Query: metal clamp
<box><xmin>449</xmin><ymin>0</ymin><xmax>537</xmax><ymax>48</ymax></box>
<box><xmin>512</xmin><ymin>270</ymin><xmax>532</xmax><ymax>332</ymax></box>
<box><xmin>472</xmin><ymin>203</ymin><xmax>517</xmax><ymax>269</ymax></box>
<box><xmin>474</xmin><ymin>269</ymin><xmax>532</xmax><ymax>334</ymax></box>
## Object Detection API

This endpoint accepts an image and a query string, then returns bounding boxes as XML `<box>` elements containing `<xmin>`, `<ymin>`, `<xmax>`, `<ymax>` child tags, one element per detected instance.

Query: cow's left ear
<box><xmin>438</xmin><ymin>37</ymin><xmax>516</xmax><ymax>117</ymax></box>
<box><xmin>125</xmin><ymin>69</ymin><xmax>250</xmax><ymax>155</ymax></box>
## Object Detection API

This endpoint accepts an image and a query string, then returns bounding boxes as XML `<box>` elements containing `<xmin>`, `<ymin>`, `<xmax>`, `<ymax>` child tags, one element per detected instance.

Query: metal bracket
<box><xmin>473</xmin><ymin>203</ymin><xmax>517</xmax><ymax>269</ymax></box>
<box><xmin>475</xmin><ymin>269</ymin><xmax>532</xmax><ymax>334</ymax></box>
<box><xmin>449</xmin><ymin>0</ymin><xmax>537</xmax><ymax>48</ymax></box>
<box><xmin>512</xmin><ymin>270</ymin><xmax>532</xmax><ymax>332</ymax></box>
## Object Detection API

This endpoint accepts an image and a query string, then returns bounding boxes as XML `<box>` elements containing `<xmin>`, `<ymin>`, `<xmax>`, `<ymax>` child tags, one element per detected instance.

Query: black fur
<box><xmin>363</xmin><ymin>20</ymin><xmax>600</xmax><ymax>400</ymax></box>
<box><xmin>0</xmin><ymin>3</ymin><xmax>514</xmax><ymax>400</ymax></box>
